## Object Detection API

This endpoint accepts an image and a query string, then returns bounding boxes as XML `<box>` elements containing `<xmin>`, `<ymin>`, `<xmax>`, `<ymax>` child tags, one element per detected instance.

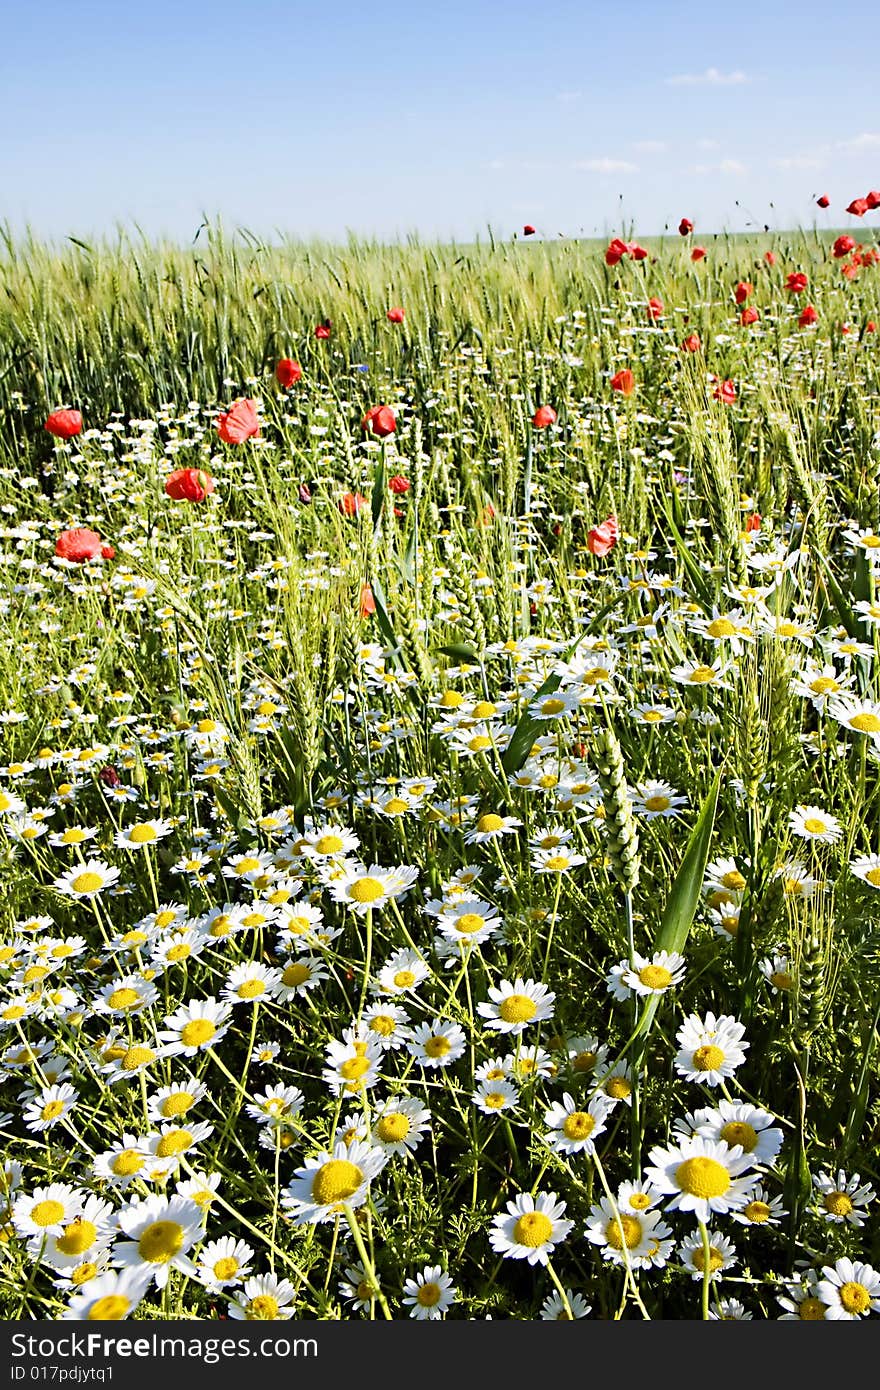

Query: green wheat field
<box><xmin>1</xmin><ymin>221</ymin><xmax>879</xmax><ymax>1321</ymax></box>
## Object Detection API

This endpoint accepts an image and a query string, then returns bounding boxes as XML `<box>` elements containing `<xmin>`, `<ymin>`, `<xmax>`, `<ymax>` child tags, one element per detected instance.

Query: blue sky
<box><xmin>2</xmin><ymin>0</ymin><xmax>878</xmax><ymax>243</ymax></box>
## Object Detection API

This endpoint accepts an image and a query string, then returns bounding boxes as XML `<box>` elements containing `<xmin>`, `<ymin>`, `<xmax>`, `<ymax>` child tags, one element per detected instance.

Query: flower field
<box><xmin>1</xmin><ymin>220</ymin><xmax>879</xmax><ymax>1321</ymax></box>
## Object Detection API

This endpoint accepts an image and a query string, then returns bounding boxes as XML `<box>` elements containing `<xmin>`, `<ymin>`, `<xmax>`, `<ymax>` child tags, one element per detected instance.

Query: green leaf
<box><xmin>633</xmin><ymin>770</ymin><xmax>722</xmax><ymax>1041</ymax></box>
<box><xmin>655</xmin><ymin>494</ymin><xmax>713</xmax><ymax>612</ymax></box>
<box><xmin>371</xmin><ymin>454</ymin><xmax>386</xmax><ymax>529</ymax></box>
<box><xmin>815</xmin><ymin>553</ymin><xmax>859</xmax><ymax>638</ymax></box>
<box><xmin>434</xmin><ymin>643</ymin><xmax>481</xmax><ymax>664</ymax></box>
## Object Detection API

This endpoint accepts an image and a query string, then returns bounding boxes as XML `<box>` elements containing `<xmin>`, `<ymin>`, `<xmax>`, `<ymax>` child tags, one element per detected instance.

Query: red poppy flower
<box><xmin>740</xmin><ymin>306</ymin><xmax>760</xmax><ymax>326</ymax></box>
<box><xmin>361</xmin><ymin>404</ymin><xmax>397</xmax><ymax>438</ymax></box>
<box><xmin>165</xmin><ymin>467</ymin><xmax>215</xmax><ymax>502</ymax></box>
<box><xmin>217</xmin><ymin>399</ymin><xmax>260</xmax><ymax>443</ymax></box>
<box><xmin>690</xmin><ymin>246</ymin><xmax>707</xmax><ymax>262</ymax></box>
<box><xmin>359</xmin><ymin>583</ymin><xmax>376</xmax><ymax>617</ymax></box>
<box><xmin>816</xmin><ymin>194</ymin><xmax>830</xmax><ymax>209</ymax></box>
<box><xmin>647</xmin><ymin>296</ymin><xmax>664</xmax><ymax>321</ymax></box>
<box><xmin>785</xmin><ymin>272</ymin><xmax>808</xmax><ymax>293</ymax></box>
<box><xmin>386</xmin><ymin>306</ymin><xmax>405</xmax><ymax>323</ymax></box>
<box><xmin>866</xmin><ymin>191</ymin><xmax>880</xmax><ymax>211</ymax></box>
<box><xmin>339</xmin><ymin>492</ymin><xmax>368</xmax><ymax>517</ymax></box>
<box><xmin>44</xmin><ymin>409</ymin><xmax>83</xmax><ymax>439</ymax></box>
<box><xmin>764</xmin><ymin>250</ymin><xmax>777</xmax><ymax>266</ymax></box>
<box><xmin>833</xmin><ymin>235</ymin><xmax>857</xmax><ymax>259</ymax></box>
<box><xmin>55</xmin><ymin>528</ymin><xmax>107</xmax><ymax>562</ymax></box>
<box><xmin>712</xmin><ymin>378</ymin><xmax>737</xmax><ymax>404</ymax></box>
<box><xmin>842</xmin><ymin>261</ymin><xmax>860</xmax><ymax>281</ymax></box>
<box><xmin>734</xmin><ymin>281</ymin><xmax>753</xmax><ymax>304</ymax></box>
<box><xmin>681</xmin><ymin>332</ymin><xmax>702</xmax><ymax>353</ymax></box>
<box><xmin>867</xmin><ymin>321</ymin><xmax>877</xmax><ymax>333</ymax></box>
<box><xmin>523</xmin><ymin>224</ymin><xmax>536</xmax><ymax>236</ymax></box>
<box><xmin>604</xmin><ymin>237</ymin><xmax>629</xmax><ymax>266</ymax></box>
<box><xmin>388</xmin><ymin>474</ymin><xmax>411</xmax><ymax>494</ymax></box>
<box><xmin>532</xmin><ymin>405</ymin><xmax>557</xmax><ymax>428</ymax></box>
<box><xmin>678</xmin><ymin>218</ymin><xmax>694</xmax><ymax>236</ymax></box>
<box><xmin>275</xmin><ymin>358</ymin><xmax>302</xmax><ymax>388</ymax></box>
<box><xmin>846</xmin><ymin>198</ymin><xmax>869</xmax><ymax>217</ymax></box>
<box><xmin>745</xmin><ymin>513</ymin><xmax>761</xmax><ymax>532</ymax></box>
<box><xmin>610</xmin><ymin>368</ymin><xmax>635</xmax><ymax>396</ymax></box>
<box><xmin>799</xmin><ymin>305</ymin><xmax>818</xmax><ymax>327</ymax></box>
<box><xmin>587</xmin><ymin>514</ymin><xmax>619</xmax><ymax>556</ymax></box>
<box><xmin>628</xmin><ymin>243</ymin><xmax>648</xmax><ymax>260</ymax></box>
<box><xmin>315</xmin><ymin>320</ymin><xmax>332</xmax><ymax>339</ymax></box>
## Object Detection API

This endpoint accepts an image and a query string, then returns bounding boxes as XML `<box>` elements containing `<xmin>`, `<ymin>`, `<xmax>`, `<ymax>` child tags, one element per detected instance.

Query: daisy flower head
<box><xmin>674</xmin><ymin>1011</ymin><xmax>749</xmax><ymax>1086</ymax></box>
<box><xmin>463</xmin><ymin>811</ymin><xmax>523</xmax><ymax>845</ymax></box>
<box><xmin>12</xmin><ymin>1184</ymin><xmax>84</xmax><ymax>1239</ymax></box>
<box><xmin>147</xmin><ymin>1078</ymin><xmax>208</xmax><ymax>1125</ymax></box>
<box><xmin>530</xmin><ymin>845</ymin><xmax>587</xmax><ymax>875</ymax></box>
<box><xmin>143</xmin><ymin>1119</ymin><xmax>214</xmax><ymax>1168</ymax></box>
<box><xmin>584</xmin><ymin>1196</ymin><xmax>674</xmax><ymax>1269</ymax></box>
<box><xmin>283</xmin><ymin>1139</ymin><xmax>387</xmax><ymax>1224</ymax></box>
<box><xmin>114</xmin><ymin>1194</ymin><xmax>204</xmax><ymax>1289</ymax></box>
<box><xmin>543</xmin><ymin>1092</ymin><xmax>613</xmax><ymax>1155</ymax></box>
<box><xmin>94</xmin><ymin>976</ymin><xmax>159</xmax><ymax>1019</ymax></box>
<box><xmin>60</xmin><ymin>1267</ymin><xmax>153</xmax><ymax>1321</ymax></box>
<box><xmin>328</xmin><ymin>861</ymin><xmax>419</xmax><ymax>915</ymax></box>
<box><xmin>816</xmin><ymin>1258</ymin><xmax>880</xmax><ymax>1319</ymax></box>
<box><xmin>632</xmin><ymin>781</ymin><xmax>688</xmax><ymax>820</ymax></box>
<box><xmin>228</xmin><ymin>1273</ymin><xmax>298</xmax><ymax>1320</ymax></box>
<box><xmin>787</xmin><ymin>805</ymin><xmax>842</xmax><ymax>845</ymax></box>
<box><xmin>222</xmin><ymin>961</ymin><xmax>282</xmax><ymax>1006</ymax></box>
<box><xmin>158</xmin><ymin>997</ymin><xmax>232</xmax><ymax>1056</ymax></box>
<box><xmin>401</xmin><ymin>1265</ymin><xmax>458</xmax><ymax>1320</ymax></box>
<box><xmin>812</xmin><ymin>1169</ymin><xmax>876</xmax><ymax>1226</ymax></box>
<box><xmin>339</xmin><ymin>1263</ymin><xmax>381</xmax><ymax>1313</ymax></box>
<box><xmin>371</xmin><ymin>1096</ymin><xmax>432</xmax><ymax>1156</ymax></box>
<box><xmin>828</xmin><ymin>695</ymin><xmax>880</xmax><ymax>745</ymax></box>
<box><xmin>322</xmin><ymin>1035</ymin><xmax>383</xmax><ymax>1097</ymax></box>
<box><xmin>274</xmin><ymin>955</ymin><xmax>329</xmax><ymax>999</ymax></box>
<box><xmin>245</xmin><ymin>1084</ymin><xmax>305</xmax><ymax>1127</ymax></box>
<box><xmin>35</xmin><ymin>1195</ymin><xmax>116</xmax><ymax>1272</ymax></box>
<box><xmin>606</xmin><ymin>949</ymin><xmax>686</xmax><ymax>1001</ymax></box>
<box><xmin>678</xmin><ymin>1228</ymin><xmax>738</xmax><ymax>1281</ymax></box>
<box><xmin>645</xmin><ymin>1134</ymin><xmax>758</xmax><ymax>1223</ymax></box>
<box><xmin>693</xmin><ymin>1099</ymin><xmax>784</xmax><ymax>1166</ymax></box>
<box><xmin>849</xmin><ymin>853</ymin><xmax>880</xmax><ymax>890</ymax></box>
<box><xmin>709</xmin><ymin>1298</ymin><xmax>752</xmax><ymax>1320</ymax></box>
<box><xmin>21</xmin><ymin>1082</ymin><xmax>79</xmax><ymax>1133</ymax></box>
<box><xmin>564</xmin><ymin>1034</ymin><xmax>609</xmax><ymax>1079</ymax></box>
<box><xmin>361</xmin><ymin>1000</ymin><xmax>410</xmax><ymax>1050</ymax></box>
<box><xmin>777</xmin><ymin>1269</ymin><xmax>829</xmax><ymax>1320</ymax></box>
<box><xmin>407</xmin><ymin>1018</ymin><xmax>466</xmax><ymax>1069</ymax></box>
<box><xmin>477</xmin><ymin>976</ymin><xmax>555</xmax><ymax>1035</ymax></box>
<box><xmin>596</xmin><ymin>1059</ymin><xmax>635</xmax><ymax>1107</ymax></box>
<box><xmin>540</xmin><ymin>1289</ymin><xmax>592</xmax><ymax>1320</ymax></box>
<box><xmin>91</xmin><ymin>1135</ymin><xmax>150</xmax><ymax>1188</ymax></box>
<box><xmin>472</xmin><ymin>1078</ymin><xmax>520</xmax><ymax>1115</ymax></box>
<box><xmin>196</xmin><ymin>1236</ymin><xmax>255</xmax><ymax>1290</ymax></box>
<box><xmin>730</xmin><ymin>1183</ymin><xmax>788</xmax><ymax>1228</ymax></box>
<box><xmin>489</xmin><ymin>1191</ymin><xmax>573</xmax><ymax>1266</ymax></box>
<box><xmin>53</xmin><ymin>859</ymin><xmax>121</xmax><ymax>900</ymax></box>
<box><xmin>434</xmin><ymin>898</ymin><xmax>503</xmax><ymax>948</ymax></box>
<box><xmin>760</xmin><ymin>953</ymin><xmax>794</xmax><ymax>994</ymax></box>
<box><xmin>114</xmin><ymin>818</ymin><xmax>173</xmax><ymax>851</ymax></box>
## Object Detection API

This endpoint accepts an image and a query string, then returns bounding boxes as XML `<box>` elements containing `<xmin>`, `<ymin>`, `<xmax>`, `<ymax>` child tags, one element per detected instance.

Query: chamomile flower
<box><xmin>338</xmin><ymin>1263</ymin><xmax>381</xmax><ymax>1312</ymax></box>
<box><xmin>812</xmin><ymin>1169</ymin><xmax>876</xmax><ymax>1226</ymax></box>
<box><xmin>143</xmin><ymin>1120</ymin><xmax>213</xmax><ymax>1166</ymax></box>
<box><xmin>196</xmin><ymin>1237</ymin><xmax>255</xmax><ymax>1290</ymax></box>
<box><xmin>61</xmin><ymin>1267</ymin><xmax>153</xmax><ymax>1321</ymax></box>
<box><xmin>283</xmin><ymin>1140</ymin><xmax>387</xmax><ymax>1224</ymax></box>
<box><xmin>540</xmin><ymin>1289</ymin><xmax>592</xmax><ymax>1319</ymax></box>
<box><xmin>788</xmin><ymin>805</ymin><xmax>842</xmax><ymax>844</ymax></box>
<box><xmin>692</xmin><ymin>1100</ymin><xmax>784</xmax><ymax>1166</ymax></box>
<box><xmin>158</xmin><ymin>998</ymin><xmax>233</xmax><ymax>1056</ymax></box>
<box><xmin>13</xmin><ymin>1184</ymin><xmax>84</xmax><ymax>1238</ymax></box>
<box><xmin>709</xmin><ymin>1298</ymin><xmax>752</xmax><ymax>1320</ymax></box>
<box><xmin>53</xmin><ymin>859</ymin><xmax>121</xmax><ymax>899</ymax></box>
<box><xmin>596</xmin><ymin>1060</ymin><xmax>635</xmax><ymax>1107</ymax></box>
<box><xmin>463</xmin><ymin>812</ymin><xmax>523</xmax><ymax>845</ymax></box>
<box><xmin>477</xmin><ymin>977</ymin><xmax>555</xmax><ymax>1035</ymax></box>
<box><xmin>245</xmin><ymin>1085</ymin><xmax>305</xmax><ymax>1127</ymax></box>
<box><xmin>34</xmin><ymin>1196</ymin><xmax>115</xmax><ymax>1271</ymax></box>
<box><xmin>849</xmin><ymin>854</ymin><xmax>880</xmax><ymax>890</ymax></box>
<box><xmin>371</xmin><ymin>1096</ymin><xmax>431</xmax><ymax>1155</ymax></box>
<box><xmin>472</xmin><ymin>1078</ymin><xmax>520</xmax><ymax>1114</ymax></box>
<box><xmin>146</xmin><ymin>1079</ymin><xmax>206</xmax><ymax>1126</ymax></box>
<box><xmin>678</xmin><ymin>1229</ymin><xmax>738</xmax><ymax>1280</ymax></box>
<box><xmin>645</xmin><ymin>1135</ymin><xmax>758</xmax><ymax>1223</ymax></box>
<box><xmin>222</xmin><ymin>961</ymin><xmax>282</xmax><ymax>1005</ymax></box>
<box><xmin>584</xmin><ymin>1196</ymin><xmax>674</xmax><ymax>1268</ymax></box>
<box><xmin>488</xmin><ymin>1191</ymin><xmax>573</xmax><ymax>1266</ymax></box>
<box><xmin>114</xmin><ymin>1195</ymin><xmax>203</xmax><ymax>1288</ymax></box>
<box><xmin>606</xmin><ymin>950</ymin><xmax>686</xmax><ymax>1000</ymax></box>
<box><xmin>323</xmin><ymin>1036</ymin><xmax>384</xmax><ymax>1096</ymax></box>
<box><xmin>274</xmin><ymin>955</ymin><xmax>329</xmax><ymax>999</ymax></box>
<box><xmin>674</xmin><ymin>1011</ymin><xmax>749</xmax><ymax>1086</ymax></box>
<box><xmin>543</xmin><ymin>1092</ymin><xmax>613</xmax><ymax>1155</ymax></box>
<box><xmin>95</xmin><ymin>976</ymin><xmax>159</xmax><ymax>1017</ymax></box>
<box><xmin>361</xmin><ymin>1001</ymin><xmax>410</xmax><ymax>1050</ymax></box>
<box><xmin>402</xmin><ymin>1265</ymin><xmax>458</xmax><ymax>1320</ymax></box>
<box><xmin>434</xmin><ymin>898</ymin><xmax>503</xmax><ymax>947</ymax></box>
<box><xmin>564</xmin><ymin>1034</ymin><xmax>609</xmax><ymax>1078</ymax></box>
<box><xmin>114</xmin><ymin>818</ymin><xmax>173</xmax><ymax>850</ymax></box>
<box><xmin>22</xmin><ymin>1082</ymin><xmax>78</xmax><ymax>1133</ymax></box>
<box><xmin>632</xmin><ymin>781</ymin><xmax>688</xmax><ymax>820</ymax></box>
<box><xmin>328</xmin><ymin>861</ymin><xmax>419</xmax><ymax>915</ymax></box>
<box><xmin>816</xmin><ymin>1258</ymin><xmax>880</xmax><ymax>1320</ymax></box>
<box><xmin>730</xmin><ymin>1184</ymin><xmax>788</xmax><ymax>1228</ymax></box>
<box><xmin>375</xmin><ymin>948</ymin><xmax>431</xmax><ymax>996</ymax></box>
<box><xmin>407</xmin><ymin>1019</ymin><xmax>466</xmax><ymax>1069</ymax></box>
<box><xmin>828</xmin><ymin>696</ymin><xmax>880</xmax><ymax>745</ymax></box>
<box><xmin>228</xmin><ymin>1273</ymin><xmax>298</xmax><ymax>1320</ymax></box>
<box><xmin>777</xmin><ymin>1270</ymin><xmax>829</xmax><ymax>1320</ymax></box>
<box><xmin>91</xmin><ymin>1136</ymin><xmax>150</xmax><ymax>1187</ymax></box>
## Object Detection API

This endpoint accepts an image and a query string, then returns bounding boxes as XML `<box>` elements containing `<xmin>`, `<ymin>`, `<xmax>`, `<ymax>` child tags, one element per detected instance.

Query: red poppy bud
<box><xmin>99</xmin><ymin>765</ymin><xmax>122</xmax><ymax>788</ymax></box>
<box><xmin>44</xmin><ymin>409</ymin><xmax>83</xmax><ymax>439</ymax></box>
<box><xmin>833</xmin><ymin>235</ymin><xmax>856</xmax><ymax>259</ymax></box>
<box><xmin>388</xmin><ymin>474</ymin><xmax>410</xmax><ymax>494</ymax></box>
<box><xmin>785</xmin><ymin>272</ymin><xmax>808</xmax><ymax>294</ymax></box>
<box><xmin>867</xmin><ymin>321</ymin><xmax>877</xmax><ymax>334</ymax></box>
<box><xmin>647</xmin><ymin>296</ymin><xmax>664</xmax><ymax>321</ymax></box>
<box><xmin>610</xmin><ymin>368</ymin><xmax>635</xmax><ymax>396</ymax></box>
<box><xmin>846</xmin><ymin>198</ymin><xmax>869</xmax><ymax>217</ymax></box>
<box><xmin>681</xmin><ymin>333</ymin><xmax>702</xmax><ymax>353</ymax></box>
<box><xmin>359</xmin><ymin>583</ymin><xmax>376</xmax><ymax>617</ymax></box>
<box><xmin>764</xmin><ymin>250</ymin><xmax>777</xmax><ymax>266</ymax></box>
<box><xmin>298</xmin><ymin>483</ymin><xmax>312</xmax><ymax>503</ymax></box>
<box><xmin>275</xmin><ymin>358</ymin><xmax>302</xmax><ymax>388</ymax></box>
<box><xmin>799</xmin><ymin>305</ymin><xmax>818</xmax><ymax>327</ymax></box>
<box><xmin>678</xmin><ymin>218</ymin><xmax>693</xmax><ymax>236</ymax></box>
<box><xmin>217</xmin><ymin>399</ymin><xmax>260</xmax><ymax>443</ymax></box>
<box><xmin>339</xmin><ymin>492</ymin><xmax>368</xmax><ymax>517</ymax></box>
<box><xmin>816</xmin><ymin>194</ymin><xmax>830</xmax><ymax>209</ymax></box>
<box><xmin>361</xmin><ymin>404</ymin><xmax>397</xmax><ymax>438</ymax></box>
<box><xmin>523</xmin><ymin>224</ymin><xmax>536</xmax><ymax>236</ymax></box>
<box><xmin>100</xmin><ymin>544</ymin><xmax>116</xmax><ymax>559</ymax></box>
<box><xmin>740</xmin><ymin>306</ymin><xmax>760</xmax><ymax>326</ymax></box>
<box><xmin>587</xmin><ymin>514</ymin><xmax>619</xmax><ymax>557</ymax></box>
<box><xmin>745</xmin><ymin>513</ymin><xmax>761</xmax><ymax>533</ymax></box>
<box><xmin>315</xmin><ymin>320</ymin><xmax>332</xmax><ymax>339</ymax></box>
<box><xmin>55</xmin><ymin>528</ymin><xmax>104</xmax><ymax>562</ymax></box>
<box><xmin>691</xmin><ymin>246</ymin><xmax>707</xmax><ymax>262</ymax></box>
<box><xmin>165</xmin><ymin>467</ymin><xmax>215</xmax><ymax>502</ymax></box>
<box><xmin>531</xmin><ymin>405</ymin><xmax>557</xmax><ymax>429</ymax></box>
<box><xmin>386</xmin><ymin>306</ymin><xmax>405</xmax><ymax>323</ymax></box>
<box><xmin>734</xmin><ymin>281</ymin><xmax>753</xmax><ymax>304</ymax></box>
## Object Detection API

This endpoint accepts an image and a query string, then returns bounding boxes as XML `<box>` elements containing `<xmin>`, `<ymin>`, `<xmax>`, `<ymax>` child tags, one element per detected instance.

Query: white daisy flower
<box><xmin>816</xmin><ymin>1258</ymin><xmax>880</xmax><ymax>1320</ymax></box>
<box><xmin>543</xmin><ymin>1092</ymin><xmax>614</xmax><ymax>1155</ymax></box>
<box><xmin>674</xmin><ymin>1011</ymin><xmax>749</xmax><ymax>1086</ymax></box>
<box><xmin>488</xmin><ymin>1191</ymin><xmax>573</xmax><ymax>1266</ymax></box>
<box><xmin>114</xmin><ymin>1194</ymin><xmax>203</xmax><ymax>1288</ymax></box>
<box><xmin>477</xmin><ymin>976</ymin><xmax>555</xmax><ymax>1035</ymax></box>
<box><xmin>401</xmin><ymin>1265</ymin><xmax>458</xmax><ymax>1319</ymax></box>
<box><xmin>645</xmin><ymin>1135</ymin><xmax>758</xmax><ymax>1223</ymax></box>
<box><xmin>61</xmin><ymin>1267</ymin><xmax>153</xmax><ymax>1321</ymax></box>
<box><xmin>283</xmin><ymin>1139</ymin><xmax>387</xmax><ymax>1224</ymax></box>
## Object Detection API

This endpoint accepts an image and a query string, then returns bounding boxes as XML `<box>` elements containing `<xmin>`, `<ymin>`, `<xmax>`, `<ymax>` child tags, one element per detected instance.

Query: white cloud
<box><xmin>836</xmin><ymin>132</ymin><xmax>880</xmax><ymax>151</ymax></box>
<box><xmin>573</xmin><ymin>158</ymin><xmax>639</xmax><ymax>174</ymax></box>
<box><xmin>666</xmin><ymin>67</ymin><xmax>749</xmax><ymax>87</ymax></box>
<box><xmin>632</xmin><ymin>140</ymin><xmax>667</xmax><ymax>154</ymax></box>
<box><xmin>687</xmin><ymin>160</ymin><xmax>748</xmax><ymax>176</ymax></box>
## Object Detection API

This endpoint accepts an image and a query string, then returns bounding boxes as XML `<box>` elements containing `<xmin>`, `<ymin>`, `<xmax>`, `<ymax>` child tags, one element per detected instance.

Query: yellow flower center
<box><xmin>128</xmin><ymin>824</ymin><xmax>157</xmax><ymax>844</ymax></box>
<box><xmin>236</xmin><ymin>979</ymin><xmax>265</xmax><ymax>999</ymax></box>
<box><xmin>675</xmin><ymin>1156</ymin><xmax>731</xmax><ymax>1198</ymax></box>
<box><xmin>719</xmin><ymin>1121</ymin><xmax>757</xmax><ymax>1152</ymax></box>
<box><xmin>838</xmin><ymin>1282</ymin><xmax>870</xmax><ymax>1314</ymax></box>
<box><xmin>473</xmin><ymin>701</ymin><xmax>497</xmax><ymax>718</ymax></box>
<box><xmin>706</xmin><ymin>618</ymin><xmax>736</xmax><ymax>638</ymax></box>
<box><xmin>88</xmin><ymin>1295</ymin><xmax>130</xmax><ymax>1320</ymax></box>
<box><xmin>865</xmin><ymin>867</ymin><xmax>880</xmax><ymax>887</ymax></box>
<box><xmin>121</xmin><ymin>1046</ymin><xmax>155</xmax><ymax>1071</ymax></box>
<box><xmin>31</xmin><ymin>1200</ymin><xmax>65</xmax><ymax>1227</ymax></box>
<box><xmin>605</xmin><ymin>1077</ymin><xmax>631</xmax><ymax>1099</ymax></box>
<box><xmin>213</xmin><ymin>1257</ymin><xmax>239</xmax><ymax>1280</ymax></box>
<box><xmin>823</xmin><ymin>1191</ymin><xmax>854</xmax><ymax>1217</ymax></box>
<box><xmin>376</xmin><ymin>1114</ymin><xmax>410</xmax><ymax>1142</ymax></box>
<box><xmin>72</xmin><ymin>872</ymin><xmax>104</xmax><ymax>894</ymax></box>
<box><xmin>282</xmin><ymin>963</ymin><xmax>311</xmax><ymax>987</ymax></box>
<box><xmin>692</xmin><ymin>1044</ymin><xmax>725</xmax><ymax>1071</ymax></box>
<box><xmin>61</xmin><ymin>828</ymin><xmax>88</xmax><ymax>844</ymax></box>
<box><xmin>180</xmin><ymin>1019</ymin><xmax>216</xmax><ymax>1047</ymax></box>
<box><xmin>424</xmin><ymin>1035</ymin><xmax>452</xmax><ymax>1058</ymax></box>
<box><xmin>393</xmin><ymin>970</ymin><xmax>416</xmax><ymax>988</ymax></box>
<box><xmin>688</xmin><ymin>666</ymin><xmax>717</xmax><ymax>683</ymax></box>
<box><xmin>108</xmin><ymin>988</ymin><xmax>140</xmax><ymax>1010</ymax></box>
<box><xmin>573</xmin><ymin>1050</ymin><xmax>597</xmax><ymax>1073</ymax></box>
<box><xmin>155</xmin><ymin>1129</ymin><xmax>193</xmax><ymax>1158</ymax></box>
<box><xmin>562</xmin><ymin>1112</ymin><xmax>595</xmax><ymax>1141</ymax></box>
<box><xmin>340</xmin><ymin>1057</ymin><xmax>371</xmax><ymax>1081</ymax></box>
<box><xmin>476</xmin><ymin>813</ymin><xmax>504</xmax><ymax>833</ymax></box>
<box><xmin>770</xmin><ymin>971</ymin><xmax>793</xmax><ymax>990</ymax></box>
<box><xmin>743</xmin><ymin>1200</ymin><xmax>771</xmax><ymax>1223</ymax></box>
<box><xmin>798</xmin><ymin>1297</ymin><xmax>827</xmax><ymax>1320</ymax></box>
<box><xmin>810</xmin><ymin>677</ymin><xmax>837</xmax><ymax>694</ymax></box>
<box><xmin>638</xmin><ymin>964</ymin><xmax>673</xmax><ymax>990</ymax></box>
<box><xmin>111</xmin><ymin>1150</ymin><xmax>144</xmax><ymax>1177</ymax></box>
<box><xmin>606</xmin><ymin>1214</ymin><xmax>643</xmax><ymax>1250</ymax></box>
<box><xmin>691</xmin><ymin>1245</ymin><xmax>724</xmax><ymax>1274</ymax></box>
<box><xmin>369</xmin><ymin>1014</ymin><xmax>396</xmax><ymax>1036</ymax></box>
<box><xmin>385</xmin><ymin>798</ymin><xmax>409</xmax><ymax>814</ymax></box>
<box><xmin>235</xmin><ymin>857</ymin><xmax>261</xmax><ymax>874</ymax></box>
<box><xmin>721</xmin><ymin>870</ymin><xmax>746</xmax><ymax>891</ymax></box>
<box><xmin>512</xmin><ymin>1211</ymin><xmax>553</xmax><ymax>1247</ymax></box>
<box><xmin>850</xmin><ymin>713</ymin><xmax>880</xmax><ymax>733</ymax></box>
<box><xmin>245</xmin><ymin>1295</ymin><xmax>279</xmax><ymax>1320</ymax></box>
<box><xmin>628</xmin><ymin>1193</ymin><xmax>652</xmax><ymax>1211</ymax></box>
<box><xmin>138</xmin><ymin>1220</ymin><xmax>185</xmax><ymax>1263</ymax></box>
<box><xmin>455</xmin><ymin>913</ymin><xmax>485</xmax><ymax>934</ymax></box>
<box><xmin>802</xmin><ymin>817</ymin><xmax>827</xmax><ymax>835</ymax></box>
<box><xmin>311</xmin><ymin>1160</ymin><xmax>364</xmax><ymax>1205</ymax></box>
<box><xmin>315</xmin><ymin>834</ymin><xmax>344</xmax><ymax>854</ymax></box>
<box><xmin>439</xmin><ymin>690</ymin><xmax>464</xmax><ymax>707</ymax></box>
<box><xmin>349</xmin><ymin>877</ymin><xmax>385</xmax><ymax>903</ymax></box>
<box><xmin>56</xmin><ymin>1219</ymin><xmax>98</xmax><ymax>1255</ymax></box>
<box><xmin>160</xmin><ymin>1093</ymin><xmax>194</xmax><ymax>1118</ymax></box>
<box><xmin>71</xmin><ymin>1262</ymin><xmax>98</xmax><ymax>1286</ymax></box>
<box><xmin>499</xmin><ymin>994</ymin><xmax>537</xmax><ymax>1024</ymax></box>
<box><xmin>41</xmin><ymin>1101</ymin><xmax>65</xmax><ymax>1121</ymax></box>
